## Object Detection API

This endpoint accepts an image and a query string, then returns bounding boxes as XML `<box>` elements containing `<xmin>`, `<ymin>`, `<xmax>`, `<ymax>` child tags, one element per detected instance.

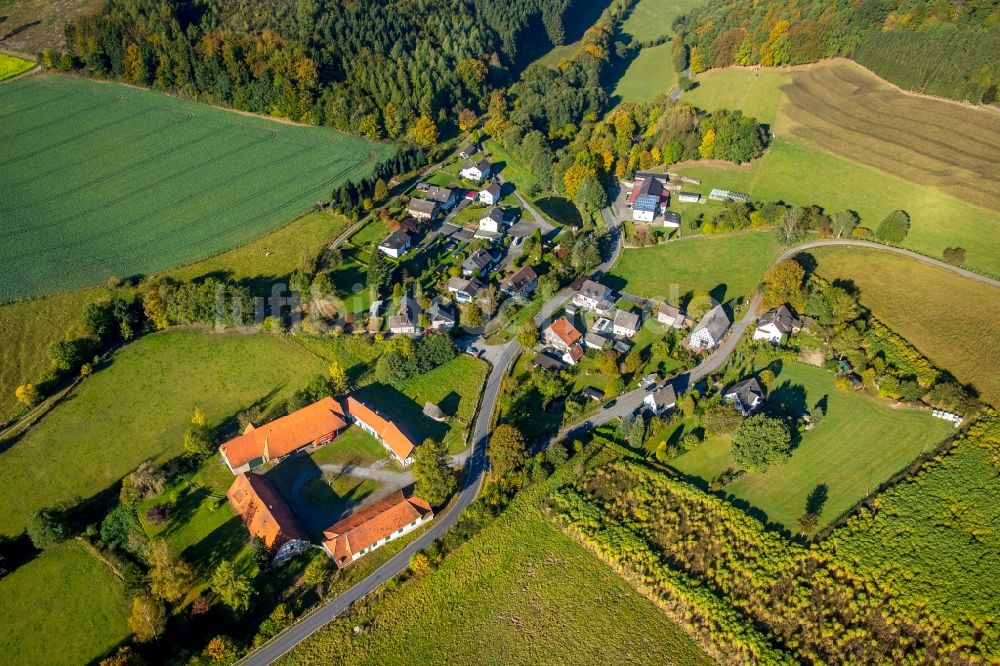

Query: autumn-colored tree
<box><xmin>698</xmin><ymin>129</ymin><xmax>716</xmax><ymax>159</ymax></box>
<box><xmin>689</xmin><ymin>46</ymin><xmax>704</xmax><ymax>74</ymax></box>
<box><xmin>563</xmin><ymin>163</ymin><xmax>597</xmax><ymax>201</ymax></box>
<box><xmin>129</xmin><ymin>595</ymin><xmax>167</xmax><ymax>643</ymax></box>
<box><xmin>410</xmin><ymin>551</ymin><xmax>432</xmax><ymax>576</ymax></box>
<box><xmin>457</xmin><ymin>108</ymin><xmax>477</xmax><ymax>132</ymax></box>
<box><xmin>123</xmin><ymin>43</ymin><xmax>146</xmax><ymax>84</ymax></box>
<box><xmin>409</xmin><ymin>114</ymin><xmax>438</xmax><ymax>146</ymax></box>
<box><xmin>517</xmin><ymin>319</ymin><xmax>539</xmax><ymax>348</ymax></box>
<box><xmin>358</xmin><ymin>113</ymin><xmax>381</xmax><ymax>139</ymax></box>
<box><xmin>143</xmin><ymin>287</ymin><xmax>169</xmax><ymax>330</ymax></box>
<box><xmin>212</xmin><ymin>560</ymin><xmax>254</xmax><ymax>612</ymax></box>
<box><xmin>328</xmin><ymin>361</ymin><xmax>349</xmax><ymax>395</ymax></box>
<box><xmin>761</xmin><ymin>259</ymin><xmax>806</xmax><ymax>309</ymax></box>
<box><xmin>488</xmin><ymin>424</ymin><xmax>527</xmax><ymax>477</ymax></box>
<box><xmin>373</xmin><ymin>178</ymin><xmax>389</xmax><ymax>203</ymax></box>
<box><xmin>15</xmin><ymin>383</ymin><xmax>40</xmax><ymax>408</ymax></box>
<box><xmin>302</xmin><ymin>555</ymin><xmax>333</xmax><ymax>588</ymax></box>
<box><xmin>149</xmin><ymin>539</ymin><xmax>195</xmax><ymax>602</ymax></box>
<box><xmin>484</xmin><ymin>89</ymin><xmax>509</xmax><ymax>136</ymax></box>
<box><xmin>205</xmin><ymin>636</ymin><xmax>237</xmax><ymax>663</ymax></box>
<box><xmin>100</xmin><ymin>646</ymin><xmax>141</xmax><ymax>666</ymax></box>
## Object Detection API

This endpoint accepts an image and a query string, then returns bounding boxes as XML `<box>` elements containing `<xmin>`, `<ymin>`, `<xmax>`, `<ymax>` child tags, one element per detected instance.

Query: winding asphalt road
<box><xmin>239</xmin><ymin>220</ymin><xmax>995</xmax><ymax>664</ymax></box>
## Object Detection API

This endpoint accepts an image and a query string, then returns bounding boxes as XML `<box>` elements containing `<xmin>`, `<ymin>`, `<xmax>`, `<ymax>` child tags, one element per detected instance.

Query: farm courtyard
<box><xmin>0</xmin><ymin>75</ymin><xmax>390</xmax><ymax>302</ymax></box>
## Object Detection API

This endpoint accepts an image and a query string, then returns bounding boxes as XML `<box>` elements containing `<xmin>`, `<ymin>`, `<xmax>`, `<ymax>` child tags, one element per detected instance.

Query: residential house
<box><xmin>478</xmin><ymin>207</ymin><xmax>506</xmax><ymax>234</ymax></box>
<box><xmin>428</xmin><ymin>302</ymin><xmax>456</xmax><ymax>331</ymax></box>
<box><xmin>447</xmin><ymin>276</ymin><xmax>482</xmax><ymax>303</ymax></box>
<box><xmin>544</xmin><ymin>316</ymin><xmax>584</xmax><ymax>366</ymax></box>
<box><xmin>322</xmin><ymin>491</ymin><xmax>433</xmax><ymax>568</ymax></box>
<box><xmin>378</xmin><ymin>230</ymin><xmax>411</xmax><ymax>259</ymax></box>
<box><xmin>724</xmin><ymin>377</ymin><xmax>766</xmax><ymax>416</ymax></box>
<box><xmin>581</xmin><ymin>387</ymin><xmax>603</xmax><ymax>402</ymax></box>
<box><xmin>407</xmin><ymin>198</ymin><xmax>439</xmax><ymax>221</ymax></box>
<box><xmin>500</xmin><ymin>265</ymin><xmax>538</xmax><ymax>298</ymax></box>
<box><xmin>462</xmin><ymin>248</ymin><xmax>498</xmax><ymax>277</ymax></box>
<box><xmin>219</xmin><ymin>397</ymin><xmax>347</xmax><ymax>474</ymax></box>
<box><xmin>584</xmin><ymin>332</ymin><xmax>610</xmax><ymax>350</ymax></box>
<box><xmin>643</xmin><ymin>384</ymin><xmax>677</xmax><ymax>415</ymax></box>
<box><xmin>532</xmin><ymin>350</ymin><xmax>567</xmax><ymax>371</ymax></box>
<box><xmin>573</xmin><ymin>279</ymin><xmax>614</xmax><ymax>313</ymax></box>
<box><xmin>613</xmin><ymin>309</ymin><xmax>641</xmax><ymax>338</ymax></box>
<box><xmin>753</xmin><ymin>305</ymin><xmax>802</xmax><ymax>343</ymax></box>
<box><xmin>459</xmin><ymin>143</ymin><xmax>478</xmax><ymax>159</ymax></box>
<box><xmin>344</xmin><ymin>396</ymin><xmax>418</xmax><ymax>466</ymax></box>
<box><xmin>460</xmin><ymin>158</ymin><xmax>492</xmax><ymax>182</ymax></box>
<box><xmin>656</xmin><ymin>302</ymin><xmax>688</xmax><ymax>328</ymax></box>
<box><xmin>678</xmin><ymin>192</ymin><xmax>701</xmax><ymax>204</ymax></box>
<box><xmin>591</xmin><ymin>317</ymin><xmax>614</xmax><ymax>335</ymax></box>
<box><xmin>663</xmin><ymin>211</ymin><xmax>681</xmax><ymax>228</ymax></box>
<box><xmin>689</xmin><ymin>304</ymin><xmax>731</xmax><ymax>350</ymax></box>
<box><xmin>613</xmin><ymin>339</ymin><xmax>632</xmax><ymax>355</ymax></box>
<box><xmin>425</xmin><ymin>186</ymin><xmax>458</xmax><ymax>210</ymax></box>
<box><xmin>479</xmin><ymin>182</ymin><xmax>501</xmax><ymax>206</ymax></box>
<box><xmin>387</xmin><ymin>294</ymin><xmax>419</xmax><ymax>336</ymax></box>
<box><xmin>627</xmin><ymin>176</ymin><xmax>665</xmax><ymax>223</ymax></box>
<box><xmin>227</xmin><ymin>473</ymin><xmax>311</xmax><ymax>565</ymax></box>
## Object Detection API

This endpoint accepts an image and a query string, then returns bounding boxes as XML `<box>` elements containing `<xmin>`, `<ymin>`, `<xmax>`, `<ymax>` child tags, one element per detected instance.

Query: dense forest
<box><xmin>674</xmin><ymin>0</ymin><xmax>1000</xmax><ymax>103</ymax></box>
<box><xmin>58</xmin><ymin>0</ymin><xmax>584</xmax><ymax>132</ymax></box>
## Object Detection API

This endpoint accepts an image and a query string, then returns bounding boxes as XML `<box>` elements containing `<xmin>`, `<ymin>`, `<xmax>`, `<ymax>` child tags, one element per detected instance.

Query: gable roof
<box><xmin>219</xmin><ymin>397</ymin><xmax>347</xmax><ymax>469</ymax></box>
<box><xmin>646</xmin><ymin>384</ymin><xmax>677</xmax><ymax>409</ymax></box>
<box><xmin>658</xmin><ymin>302</ymin><xmax>681</xmax><ymax>319</ymax></box>
<box><xmin>345</xmin><ymin>396</ymin><xmax>417</xmax><ymax>461</ymax></box>
<box><xmin>692</xmin><ymin>304</ymin><xmax>731</xmax><ymax>340</ymax></box>
<box><xmin>565</xmin><ymin>343</ymin><xmax>584</xmax><ymax>363</ymax></box>
<box><xmin>757</xmin><ymin>304</ymin><xmax>801</xmax><ymax>334</ymax></box>
<box><xmin>663</xmin><ymin>211</ymin><xmax>681</xmax><ymax>225</ymax></box>
<box><xmin>725</xmin><ymin>377</ymin><xmax>766</xmax><ymax>403</ymax></box>
<box><xmin>547</xmin><ymin>316</ymin><xmax>582</xmax><ymax>347</ymax></box>
<box><xmin>429</xmin><ymin>302</ymin><xmax>455</xmax><ymax>324</ymax></box>
<box><xmin>462</xmin><ymin>158</ymin><xmax>491</xmax><ymax>173</ymax></box>
<box><xmin>227</xmin><ymin>473</ymin><xmax>308</xmax><ymax>552</ymax></box>
<box><xmin>323</xmin><ymin>490</ymin><xmax>432</xmax><ymax>567</ymax></box>
<box><xmin>387</xmin><ymin>294</ymin><xmax>416</xmax><ymax>330</ymax></box>
<box><xmin>482</xmin><ymin>182</ymin><xmax>501</xmax><ymax>197</ymax></box>
<box><xmin>481</xmin><ymin>207</ymin><xmax>505</xmax><ymax>225</ymax></box>
<box><xmin>447</xmin><ymin>276</ymin><xmax>482</xmax><ymax>296</ymax></box>
<box><xmin>425</xmin><ymin>186</ymin><xmax>455</xmax><ymax>204</ymax></box>
<box><xmin>577</xmin><ymin>279</ymin><xmax>609</xmax><ymax>300</ymax></box>
<box><xmin>614</xmin><ymin>309</ymin><xmax>640</xmax><ymax>331</ymax></box>
<box><xmin>407</xmin><ymin>198</ymin><xmax>438</xmax><ymax>215</ymax></box>
<box><xmin>463</xmin><ymin>249</ymin><xmax>496</xmax><ymax>272</ymax></box>
<box><xmin>379</xmin><ymin>230</ymin><xmax>411</xmax><ymax>251</ymax></box>
<box><xmin>502</xmin><ymin>265</ymin><xmax>538</xmax><ymax>292</ymax></box>
<box><xmin>532</xmin><ymin>350</ymin><xmax>566</xmax><ymax>371</ymax></box>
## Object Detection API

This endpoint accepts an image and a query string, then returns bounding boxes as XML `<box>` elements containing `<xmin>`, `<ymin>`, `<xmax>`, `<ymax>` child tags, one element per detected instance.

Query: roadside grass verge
<box><xmin>0</xmin><ymin>540</ymin><xmax>130</xmax><ymax>666</ymax></box>
<box><xmin>811</xmin><ymin>246</ymin><xmax>1000</xmax><ymax>406</ymax></box>
<box><xmin>0</xmin><ymin>330</ymin><xmax>326</xmax><ymax>536</ymax></box>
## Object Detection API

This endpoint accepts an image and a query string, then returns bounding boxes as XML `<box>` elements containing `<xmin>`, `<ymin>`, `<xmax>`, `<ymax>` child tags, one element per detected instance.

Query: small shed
<box><xmin>423</xmin><ymin>402</ymin><xmax>448</xmax><ymax>422</ymax></box>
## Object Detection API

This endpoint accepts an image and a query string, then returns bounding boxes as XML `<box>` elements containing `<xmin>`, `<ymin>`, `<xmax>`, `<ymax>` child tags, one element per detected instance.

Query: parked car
<box><xmin>602</xmin><ymin>399</ymin><xmax>617</xmax><ymax>410</ymax></box>
<box><xmin>465</xmin><ymin>346</ymin><xmax>479</xmax><ymax>356</ymax></box>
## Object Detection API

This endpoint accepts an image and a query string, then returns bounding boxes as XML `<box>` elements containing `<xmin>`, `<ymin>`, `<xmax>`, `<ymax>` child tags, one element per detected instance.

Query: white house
<box><xmin>544</xmin><ymin>317</ymin><xmax>584</xmax><ymax>366</ymax></box>
<box><xmin>321</xmin><ymin>491</ymin><xmax>433</xmax><ymax>568</ymax></box>
<box><xmin>460</xmin><ymin>158</ymin><xmax>492</xmax><ymax>182</ymax></box>
<box><xmin>377</xmin><ymin>230</ymin><xmax>411</xmax><ymax>259</ymax></box>
<box><xmin>663</xmin><ymin>211</ymin><xmax>681</xmax><ymax>228</ymax></box>
<box><xmin>627</xmin><ymin>177</ymin><xmax>664</xmax><ymax>223</ymax></box>
<box><xmin>462</xmin><ymin>248</ymin><xmax>498</xmax><ymax>277</ymax></box>
<box><xmin>689</xmin><ymin>304</ymin><xmax>731</xmax><ymax>350</ymax></box>
<box><xmin>407</xmin><ymin>198</ymin><xmax>439</xmax><ymax>220</ymax></box>
<box><xmin>428</xmin><ymin>303</ymin><xmax>456</xmax><ymax>331</ymax></box>
<box><xmin>644</xmin><ymin>385</ymin><xmax>677</xmax><ymax>415</ymax></box>
<box><xmin>425</xmin><ymin>186</ymin><xmax>458</xmax><ymax>210</ymax></box>
<box><xmin>447</xmin><ymin>277</ymin><xmax>482</xmax><ymax>303</ymax></box>
<box><xmin>724</xmin><ymin>377</ymin><xmax>766</xmax><ymax>416</ymax></box>
<box><xmin>753</xmin><ymin>305</ymin><xmax>802</xmax><ymax>343</ymax></box>
<box><xmin>584</xmin><ymin>332</ymin><xmax>610</xmax><ymax>350</ymax></box>
<box><xmin>500</xmin><ymin>265</ymin><xmax>538</xmax><ymax>297</ymax></box>
<box><xmin>479</xmin><ymin>182</ymin><xmax>501</xmax><ymax>205</ymax></box>
<box><xmin>573</xmin><ymin>279</ymin><xmax>613</xmax><ymax>312</ymax></box>
<box><xmin>613</xmin><ymin>309</ymin><xmax>641</xmax><ymax>338</ymax></box>
<box><xmin>387</xmin><ymin>294</ymin><xmax>418</xmax><ymax>336</ymax></box>
<box><xmin>478</xmin><ymin>207</ymin><xmax>505</xmax><ymax>234</ymax></box>
<box><xmin>656</xmin><ymin>302</ymin><xmax>687</xmax><ymax>328</ymax></box>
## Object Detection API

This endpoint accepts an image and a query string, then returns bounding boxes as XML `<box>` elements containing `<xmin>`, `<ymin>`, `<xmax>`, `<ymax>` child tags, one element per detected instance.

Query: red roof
<box><xmin>548</xmin><ymin>316</ymin><xmax>582</xmax><ymax>347</ymax></box>
<box><xmin>323</xmin><ymin>491</ymin><xmax>432</xmax><ymax>567</ymax></box>
<box><xmin>227</xmin><ymin>473</ymin><xmax>307</xmax><ymax>552</ymax></box>
<box><xmin>219</xmin><ymin>397</ymin><xmax>347</xmax><ymax>470</ymax></box>
<box><xmin>345</xmin><ymin>397</ymin><xmax>417</xmax><ymax>461</ymax></box>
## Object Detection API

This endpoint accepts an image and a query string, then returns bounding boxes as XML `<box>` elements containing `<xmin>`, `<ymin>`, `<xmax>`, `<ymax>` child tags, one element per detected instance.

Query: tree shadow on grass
<box><xmin>437</xmin><ymin>390</ymin><xmax>462</xmax><ymax>418</ymax></box>
<box><xmin>805</xmin><ymin>483</ymin><xmax>829</xmax><ymax>515</ymax></box>
<box><xmin>181</xmin><ymin>514</ymin><xmax>248</xmax><ymax>578</ymax></box>
<box><xmin>157</xmin><ymin>484</ymin><xmax>210</xmax><ymax>539</ymax></box>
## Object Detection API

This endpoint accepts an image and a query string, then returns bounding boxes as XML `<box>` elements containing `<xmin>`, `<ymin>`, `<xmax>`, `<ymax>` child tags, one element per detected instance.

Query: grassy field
<box><xmin>0</xmin><ymin>330</ymin><xmax>326</xmax><ymax>536</ymax></box>
<box><xmin>811</xmin><ymin>246</ymin><xmax>1000</xmax><ymax>406</ymax></box>
<box><xmin>0</xmin><ymin>52</ymin><xmax>34</xmax><ymax>80</ymax></box>
<box><xmin>676</xmin><ymin>62</ymin><xmax>1000</xmax><ymax>274</ymax></box>
<box><xmin>830</xmin><ymin>425</ymin><xmax>1000</xmax><ymax>624</ymax></box>
<box><xmin>0</xmin><ymin>540</ymin><xmax>129</xmax><ymax>665</ymax></box>
<box><xmin>605</xmin><ymin>231</ymin><xmax>780</xmax><ymax>305</ymax></box>
<box><xmin>0</xmin><ymin>75</ymin><xmax>389</xmax><ymax>302</ymax></box>
<box><xmin>716</xmin><ymin>363</ymin><xmax>953</xmax><ymax>531</ymax></box>
<box><xmin>281</xmin><ymin>463</ymin><xmax>712</xmax><ymax>665</ymax></box>
<box><xmin>612</xmin><ymin>42</ymin><xmax>677</xmax><ymax>104</ymax></box>
<box><xmin>0</xmin><ymin>0</ymin><xmax>99</xmax><ymax>53</ymax></box>
<box><xmin>620</xmin><ymin>0</ymin><xmax>706</xmax><ymax>43</ymax></box>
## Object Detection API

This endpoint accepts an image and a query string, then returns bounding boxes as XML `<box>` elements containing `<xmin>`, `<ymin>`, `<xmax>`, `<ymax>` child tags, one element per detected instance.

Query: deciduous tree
<box><xmin>211</xmin><ymin>561</ymin><xmax>254</xmax><ymax>613</ymax></box>
<box><xmin>488</xmin><ymin>424</ymin><xmax>527</xmax><ymax>477</ymax></box>
<box><xmin>731</xmin><ymin>414</ymin><xmax>791</xmax><ymax>471</ymax></box>
<box><xmin>129</xmin><ymin>595</ymin><xmax>166</xmax><ymax>643</ymax></box>
<box><xmin>412</xmin><ymin>438</ymin><xmax>457</xmax><ymax>506</ymax></box>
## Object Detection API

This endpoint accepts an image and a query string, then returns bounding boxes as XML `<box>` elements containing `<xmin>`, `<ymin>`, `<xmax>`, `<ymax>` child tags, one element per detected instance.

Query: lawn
<box><xmin>676</xmin><ymin>61</ymin><xmax>1000</xmax><ymax>275</ymax></box>
<box><xmin>0</xmin><ymin>74</ymin><xmax>390</xmax><ymax>302</ymax></box>
<box><xmin>311</xmin><ymin>425</ymin><xmax>388</xmax><ymax>467</ymax></box>
<box><xmin>810</xmin><ymin>246</ymin><xmax>1000</xmax><ymax>407</ymax></box>
<box><xmin>722</xmin><ymin>363</ymin><xmax>954</xmax><ymax>531</ymax></box>
<box><xmin>611</xmin><ymin>42</ymin><xmax>678</xmax><ymax>104</ymax></box>
<box><xmin>670</xmin><ymin>432</ymin><xmax>731</xmax><ymax>480</ymax></box>
<box><xmin>0</xmin><ymin>540</ymin><xmax>130</xmax><ymax>666</ymax></box>
<box><xmin>606</xmin><ymin>231</ymin><xmax>780</xmax><ymax>305</ymax></box>
<box><xmin>0</xmin><ymin>329</ymin><xmax>326</xmax><ymax>536</ymax></box>
<box><xmin>280</xmin><ymin>458</ymin><xmax>712</xmax><ymax>665</ymax></box>
<box><xmin>163</xmin><ymin>209</ymin><xmax>351</xmax><ymax>290</ymax></box>
<box><xmin>0</xmin><ymin>52</ymin><xmax>35</xmax><ymax>80</ymax></box>
<box><xmin>620</xmin><ymin>0</ymin><xmax>707</xmax><ymax>43</ymax></box>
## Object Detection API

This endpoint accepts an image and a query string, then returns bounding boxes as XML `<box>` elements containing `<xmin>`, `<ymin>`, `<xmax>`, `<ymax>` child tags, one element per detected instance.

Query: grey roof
<box><xmin>481</xmin><ymin>207</ymin><xmax>504</xmax><ymax>224</ymax></box>
<box><xmin>584</xmin><ymin>332</ymin><xmax>610</xmax><ymax>349</ymax></box>
<box><xmin>663</xmin><ymin>211</ymin><xmax>681</xmax><ymax>225</ymax></box>
<box><xmin>423</xmin><ymin>402</ymin><xmax>447</xmax><ymax>420</ymax></box>
<box><xmin>502</xmin><ymin>265</ymin><xmax>537</xmax><ymax>293</ymax></box>
<box><xmin>425</xmin><ymin>186</ymin><xmax>455</xmax><ymax>204</ymax></box>
<box><xmin>387</xmin><ymin>294</ymin><xmax>416</xmax><ymax>329</ymax></box>
<box><xmin>463</xmin><ymin>249</ymin><xmax>496</xmax><ymax>273</ymax></box>
<box><xmin>692</xmin><ymin>304</ymin><xmax>730</xmax><ymax>340</ymax></box>
<box><xmin>725</xmin><ymin>377</ymin><xmax>766</xmax><ymax>404</ymax></box>
<box><xmin>581</xmin><ymin>387</ymin><xmax>603</xmax><ymax>401</ymax></box>
<box><xmin>463</xmin><ymin>158</ymin><xmax>491</xmax><ymax>173</ymax></box>
<box><xmin>757</xmin><ymin>305</ymin><xmax>801</xmax><ymax>334</ymax></box>
<box><xmin>447</xmin><ymin>276</ymin><xmax>482</xmax><ymax>296</ymax></box>
<box><xmin>379</xmin><ymin>230</ymin><xmax>411</xmax><ymax>251</ymax></box>
<box><xmin>459</xmin><ymin>143</ymin><xmax>478</xmax><ymax>157</ymax></box>
<box><xmin>658</xmin><ymin>302</ymin><xmax>681</xmax><ymax>319</ymax></box>
<box><xmin>532</xmin><ymin>351</ymin><xmax>566</xmax><ymax>371</ymax></box>
<box><xmin>613</xmin><ymin>340</ymin><xmax>632</xmax><ymax>354</ymax></box>
<box><xmin>483</xmin><ymin>182</ymin><xmax>501</xmax><ymax>197</ymax></box>
<box><xmin>614</xmin><ymin>309</ymin><xmax>640</xmax><ymax>331</ymax></box>
<box><xmin>508</xmin><ymin>221</ymin><xmax>535</xmax><ymax>238</ymax></box>
<box><xmin>407</xmin><ymin>198</ymin><xmax>438</xmax><ymax>215</ymax></box>
<box><xmin>578</xmin><ymin>279</ymin><xmax>609</xmax><ymax>301</ymax></box>
<box><xmin>429</xmin><ymin>302</ymin><xmax>455</xmax><ymax>324</ymax></box>
<box><xmin>647</xmin><ymin>384</ymin><xmax>677</xmax><ymax>409</ymax></box>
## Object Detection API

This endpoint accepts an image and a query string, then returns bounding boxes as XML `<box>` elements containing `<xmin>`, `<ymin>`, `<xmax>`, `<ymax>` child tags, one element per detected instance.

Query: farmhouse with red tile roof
<box><xmin>322</xmin><ymin>491</ymin><xmax>433</xmax><ymax>568</ymax></box>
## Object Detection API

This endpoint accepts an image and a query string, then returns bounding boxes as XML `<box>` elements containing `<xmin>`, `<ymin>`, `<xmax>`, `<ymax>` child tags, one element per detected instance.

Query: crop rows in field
<box><xmin>0</xmin><ymin>75</ymin><xmax>391</xmax><ymax>302</ymax></box>
<box><xmin>781</xmin><ymin>60</ymin><xmax>1000</xmax><ymax>213</ymax></box>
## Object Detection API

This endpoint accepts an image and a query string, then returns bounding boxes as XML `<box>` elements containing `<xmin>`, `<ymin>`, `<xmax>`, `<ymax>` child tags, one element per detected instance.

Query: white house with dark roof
<box><xmin>425</xmin><ymin>186</ymin><xmax>458</xmax><ymax>210</ymax></box>
<box><xmin>479</xmin><ymin>182</ymin><xmax>501</xmax><ymax>205</ymax></box>
<box><xmin>724</xmin><ymin>377</ymin><xmax>766</xmax><ymax>416</ymax></box>
<box><xmin>447</xmin><ymin>277</ymin><xmax>482</xmax><ymax>303</ymax></box>
<box><xmin>690</xmin><ymin>304</ymin><xmax>730</xmax><ymax>350</ymax></box>
<box><xmin>663</xmin><ymin>211</ymin><xmax>681</xmax><ymax>228</ymax></box>
<box><xmin>627</xmin><ymin>176</ymin><xmax>665</xmax><ymax>223</ymax></box>
<box><xmin>428</xmin><ymin>302</ymin><xmax>456</xmax><ymax>331</ymax></box>
<box><xmin>656</xmin><ymin>302</ymin><xmax>688</xmax><ymax>328</ymax></box>
<box><xmin>478</xmin><ymin>207</ymin><xmax>506</xmax><ymax>234</ymax></box>
<box><xmin>644</xmin><ymin>385</ymin><xmax>677</xmax><ymax>415</ymax></box>
<box><xmin>462</xmin><ymin>249</ymin><xmax>498</xmax><ymax>277</ymax></box>
<box><xmin>407</xmin><ymin>198</ymin><xmax>439</xmax><ymax>221</ymax></box>
<box><xmin>753</xmin><ymin>305</ymin><xmax>802</xmax><ymax>343</ymax></box>
<box><xmin>460</xmin><ymin>158</ymin><xmax>492</xmax><ymax>182</ymax></box>
<box><xmin>387</xmin><ymin>294</ymin><xmax>418</xmax><ymax>335</ymax></box>
<box><xmin>378</xmin><ymin>230</ymin><xmax>411</xmax><ymax>259</ymax></box>
<box><xmin>500</xmin><ymin>265</ymin><xmax>538</xmax><ymax>298</ymax></box>
<box><xmin>573</xmin><ymin>279</ymin><xmax>613</xmax><ymax>312</ymax></box>
<box><xmin>613</xmin><ymin>309</ymin><xmax>641</xmax><ymax>338</ymax></box>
